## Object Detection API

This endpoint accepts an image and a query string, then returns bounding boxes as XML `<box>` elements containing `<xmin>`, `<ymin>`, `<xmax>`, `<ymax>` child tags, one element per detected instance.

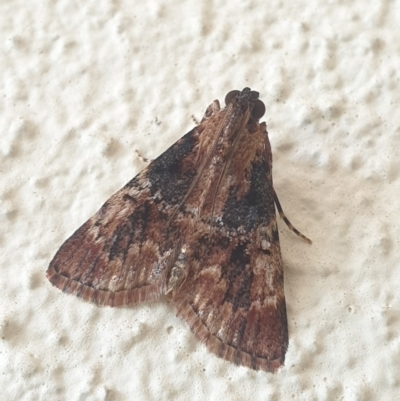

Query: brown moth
<box><xmin>47</xmin><ymin>88</ymin><xmax>311</xmax><ymax>372</ymax></box>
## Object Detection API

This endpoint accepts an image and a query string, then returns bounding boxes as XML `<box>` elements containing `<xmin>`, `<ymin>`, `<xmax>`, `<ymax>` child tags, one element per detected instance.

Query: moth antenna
<box><xmin>167</xmin><ymin>118</ymin><xmax>227</xmax><ymax>226</ymax></box>
<box><xmin>273</xmin><ymin>190</ymin><xmax>312</xmax><ymax>244</ymax></box>
<box><xmin>209</xmin><ymin>116</ymin><xmax>246</xmax><ymax>228</ymax></box>
<box><xmin>135</xmin><ymin>149</ymin><xmax>150</xmax><ymax>163</ymax></box>
<box><xmin>191</xmin><ymin>115</ymin><xmax>199</xmax><ymax>125</ymax></box>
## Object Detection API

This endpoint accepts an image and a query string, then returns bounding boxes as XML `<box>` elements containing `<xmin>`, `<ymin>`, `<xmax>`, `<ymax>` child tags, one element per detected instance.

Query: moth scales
<box><xmin>47</xmin><ymin>88</ymin><xmax>311</xmax><ymax>372</ymax></box>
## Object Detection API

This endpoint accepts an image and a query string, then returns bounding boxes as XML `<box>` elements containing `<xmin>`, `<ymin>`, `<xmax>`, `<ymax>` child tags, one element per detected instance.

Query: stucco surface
<box><xmin>1</xmin><ymin>1</ymin><xmax>400</xmax><ymax>400</ymax></box>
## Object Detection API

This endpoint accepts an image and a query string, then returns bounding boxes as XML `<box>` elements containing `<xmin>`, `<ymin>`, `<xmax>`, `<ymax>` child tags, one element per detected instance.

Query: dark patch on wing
<box><xmin>222</xmin><ymin>160</ymin><xmax>275</xmax><ymax>230</ymax></box>
<box><xmin>146</xmin><ymin>128</ymin><xmax>199</xmax><ymax>204</ymax></box>
<box><xmin>221</xmin><ymin>243</ymin><xmax>253</xmax><ymax>311</ymax></box>
<box><xmin>108</xmin><ymin>202</ymin><xmax>151</xmax><ymax>262</ymax></box>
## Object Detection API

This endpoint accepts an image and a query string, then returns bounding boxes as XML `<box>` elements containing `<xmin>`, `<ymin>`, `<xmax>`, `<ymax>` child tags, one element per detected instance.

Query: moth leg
<box><xmin>273</xmin><ymin>189</ymin><xmax>312</xmax><ymax>244</ymax></box>
<box><xmin>135</xmin><ymin>149</ymin><xmax>152</xmax><ymax>163</ymax></box>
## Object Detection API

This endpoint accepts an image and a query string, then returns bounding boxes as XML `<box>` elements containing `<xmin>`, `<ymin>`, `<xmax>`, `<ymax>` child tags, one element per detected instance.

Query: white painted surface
<box><xmin>1</xmin><ymin>1</ymin><xmax>400</xmax><ymax>400</ymax></box>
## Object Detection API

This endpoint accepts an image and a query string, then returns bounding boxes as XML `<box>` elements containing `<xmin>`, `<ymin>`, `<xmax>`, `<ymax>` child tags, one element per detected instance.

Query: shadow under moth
<box><xmin>47</xmin><ymin>88</ymin><xmax>311</xmax><ymax>372</ymax></box>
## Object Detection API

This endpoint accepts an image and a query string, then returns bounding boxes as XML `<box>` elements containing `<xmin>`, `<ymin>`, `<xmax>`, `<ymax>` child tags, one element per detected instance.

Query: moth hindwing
<box><xmin>47</xmin><ymin>87</ymin><xmax>311</xmax><ymax>372</ymax></box>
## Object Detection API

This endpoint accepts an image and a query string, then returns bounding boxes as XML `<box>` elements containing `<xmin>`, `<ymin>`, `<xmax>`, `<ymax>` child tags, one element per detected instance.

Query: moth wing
<box><xmin>170</xmin><ymin>139</ymin><xmax>288</xmax><ymax>372</ymax></box>
<box><xmin>47</xmin><ymin>127</ymin><xmax>200</xmax><ymax>307</ymax></box>
<box><xmin>173</xmin><ymin>224</ymin><xmax>288</xmax><ymax>372</ymax></box>
<box><xmin>172</xmin><ymin>225</ymin><xmax>287</xmax><ymax>372</ymax></box>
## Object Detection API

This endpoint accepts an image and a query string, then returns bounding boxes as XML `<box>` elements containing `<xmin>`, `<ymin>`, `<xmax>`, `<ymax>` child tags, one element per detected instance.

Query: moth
<box><xmin>47</xmin><ymin>88</ymin><xmax>311</xmax><ymax>372</ymax></box>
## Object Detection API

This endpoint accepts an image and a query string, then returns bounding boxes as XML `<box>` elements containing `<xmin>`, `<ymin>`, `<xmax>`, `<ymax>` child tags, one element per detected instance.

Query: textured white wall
<box><xmin>1</xmin><ymin>1</ymin><xmax>400</xmax><ymax>400</ymax></box>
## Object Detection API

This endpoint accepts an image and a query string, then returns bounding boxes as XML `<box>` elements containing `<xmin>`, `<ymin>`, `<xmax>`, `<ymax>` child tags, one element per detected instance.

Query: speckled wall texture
<box><xmin>1</xmin><ymin>1</ymin><xmax>400</xmax><ymax>400</ymax></box>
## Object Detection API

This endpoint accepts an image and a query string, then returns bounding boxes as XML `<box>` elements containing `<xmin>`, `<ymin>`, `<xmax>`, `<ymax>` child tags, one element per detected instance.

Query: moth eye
<box><xmin>224</xmin><ymin>90</ymin><xmax>240</xmax><ymax>106</ymax></box>
<box><xmin>251</xmin><ymin>100</ymin><xmax>265</xmax><ymax>120</ymax></box>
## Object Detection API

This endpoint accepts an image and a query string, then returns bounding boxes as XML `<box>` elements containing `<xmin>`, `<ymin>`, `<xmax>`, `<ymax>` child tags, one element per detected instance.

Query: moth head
<box><xmin>224</xmin><ymin>88</ymin><xmax>266</xmax><ymax>121</ymax></box>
